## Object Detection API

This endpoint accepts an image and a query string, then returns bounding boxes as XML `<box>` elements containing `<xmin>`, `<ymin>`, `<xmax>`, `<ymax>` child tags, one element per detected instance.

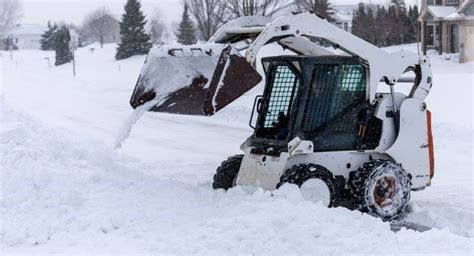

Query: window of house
<box><xmin>446</xmin><ymin>0</ymin><xmax>459</xmax><ymax>6</ymax></box>
<box><xmin>450</xmin><ymin>24</ymin><xmax>459</xmax><ymax>53</ymax></box>
<box><xmin>427</xmin><ymin>0</ymin><xmax>443</xmax><ymax>5</ymax></box>
<box><xmin>426</xmin><ymin>24</ymin><xmax>439</xmax><ymax>47</ymax></box>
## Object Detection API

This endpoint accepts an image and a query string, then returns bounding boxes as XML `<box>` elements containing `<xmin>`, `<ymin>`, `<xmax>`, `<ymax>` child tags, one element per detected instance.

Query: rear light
<box><xmin>426</xmin><ymin>110</ymin><xmax>435</xmax><ymax>179</ymax></box>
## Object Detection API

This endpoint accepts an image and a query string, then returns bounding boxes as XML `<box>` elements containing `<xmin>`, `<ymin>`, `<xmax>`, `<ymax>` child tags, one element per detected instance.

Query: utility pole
<box><xmin>69</xmin><ymin>31</ymin><xmax>77</xmax><ymax>77</ymax></box>
<box><xmin>71</xmin><ymin>49</ymin><xmax>76</xmax><ymax>76</ymax></box>
<box><xmin>69</xmin><ymin>30</ymin><xmax>79</xmax><ymax>76</ymax></box>
<box><xmin>45</xmin><ymin>57</ymin><xmax>51</xmax><ymax>68</ymax></box>
<box><xmin>8</xmin><ymin>37</ymin><xmax>13</xmax><ymax>60</ymax></box>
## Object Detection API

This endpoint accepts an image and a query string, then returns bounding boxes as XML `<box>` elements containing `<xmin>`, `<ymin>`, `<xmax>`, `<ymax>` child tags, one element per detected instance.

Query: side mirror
<box><xmin>256</xmin><ymin>98</ymin><xmax>264</xmax><ymax>113</ymax></box>
<box><xmin>249</xmin><ymin>95</ymin><xmax>263</xmax><ymax>129</ymax></box>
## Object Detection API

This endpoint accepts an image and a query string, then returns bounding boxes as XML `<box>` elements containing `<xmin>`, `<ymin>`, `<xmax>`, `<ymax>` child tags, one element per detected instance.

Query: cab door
<box><xmin>255</xmin><ymin>63</ymin><xmax>301</xmax><ymax>141</ymax></box>
<box><xmin>237</xmin><ymin>63</ymin><xmax>301</xmax><ymax>190</ymax></box>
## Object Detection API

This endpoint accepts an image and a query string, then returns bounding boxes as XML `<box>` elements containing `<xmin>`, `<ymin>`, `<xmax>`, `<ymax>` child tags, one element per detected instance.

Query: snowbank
<box><xmin>1</xmin><ymin>107</ymin><xmax>472</xmax><ymax>254</ymax></box>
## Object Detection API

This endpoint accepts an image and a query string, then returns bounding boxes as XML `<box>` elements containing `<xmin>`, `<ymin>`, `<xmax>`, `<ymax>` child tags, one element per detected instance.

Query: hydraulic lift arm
<box><xmin>243</xmin><ymin>12</ymin><xmax>433</xmax><ymax>103</ymax></box>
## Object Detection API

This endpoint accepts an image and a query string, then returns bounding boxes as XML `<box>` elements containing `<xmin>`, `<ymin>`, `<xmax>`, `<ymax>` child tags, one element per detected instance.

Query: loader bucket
<box><xmin>129</xmin><ymin>44</ymin><xmax>262</xmax><ymax>116</ymax></box>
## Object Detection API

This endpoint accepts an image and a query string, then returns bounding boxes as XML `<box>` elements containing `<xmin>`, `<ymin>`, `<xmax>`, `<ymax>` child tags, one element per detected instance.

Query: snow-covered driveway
<box><xmin>1</xmin><ymin>44</ymin><xmax>473</xmax><ymax>254</ymax></box>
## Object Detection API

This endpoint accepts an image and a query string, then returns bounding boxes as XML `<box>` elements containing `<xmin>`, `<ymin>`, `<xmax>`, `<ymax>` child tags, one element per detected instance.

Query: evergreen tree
<box><xmin>401</xmin><ymin>6</ymin><xmax>413</xmax><ymax>43</ymax></box>
<box><xmin>54</xmin><ymin>26</ymin><xmax>72</xmax><ymax>66</ymax></box>
<box><xmin>411</xmin><ymin>5</ymin><xmax>419</xmax><ymax>25</ymax></box>
<box><xmin>390</xmin><ymin>0</ymin><xmax>406</xmax><ymax>11</ymax></box>
<box><xmin>407</xmin><ymin>5</ymin><xmax>420</xmax><ymax>43</ymax></box>
<box><xmin>375</xmin><ymin>6</ymin><xmax>389</xmax><ymax>47</ymax></box>
<box><xmin>310</xmin><ymin>0</ymin><xmax>335</xmax><ymax>22</ymax></box>
<box><xmin>399</xmin><ymin>6</ymin><xmax>412</xmax><ymax>43</ymax></box>
<box><xmin>116</xmin><ymin>0</ymin><xmax>152</xmax><ymax>60</ymax></box>
<box><xmin>40</xmin><ymin>21</ymin><xmax>57</xmax><ymax>50</ymax></box>
<box><xmin>387</xmin><ymin>0</ymin><xmax>409</xmax><ymax>45</ymax></box>
<box><xmin>366</xmin><ymin>7</ymin><xmax>376</xmax><ymax>45</ymax></box>
<box><xmin>352</xmin><ymin>3</ymin><xmax>370</xmax><ymax>43</ymax></box>
<box><xmin>295</xmin><ymin>0</ymin><xmax>335</xmax><ymax>22</ymax></box>
<box><xmin>176</xmin><ymin>4</ymin><xmax>196</xmax><ymax>45</ymax></box>
<box><xmin>352</xmin><ymin>0</ymin><xmax>416</xmax><ymax>47</ymax></box>
<box><xmin>386</xmin><ymin>4</ymin><xmax>400</xmax><ymax>45</ymax></box>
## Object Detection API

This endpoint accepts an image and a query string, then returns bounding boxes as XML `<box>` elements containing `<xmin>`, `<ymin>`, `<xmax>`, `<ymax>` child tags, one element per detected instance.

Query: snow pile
<box><xmin>1</xmin><ymin>107</ymin><xmax>151</xmax><ymax>247</ymax></box>
<box><xmin>1</xmin><ymin>107</ymin><xmax>472</xmax><ymax>254</ymax></box>
<box><xmin>138</xmin><ymin>43</ymin><xmax>225</xmax><ymax>100</ymax></box>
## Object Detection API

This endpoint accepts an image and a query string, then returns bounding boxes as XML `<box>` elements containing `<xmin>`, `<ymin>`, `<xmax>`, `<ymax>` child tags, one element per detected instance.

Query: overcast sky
<box><xmin>21</xmin><ymin>0</ymin><xmax>420</xmax><ymax>26</ymax></box>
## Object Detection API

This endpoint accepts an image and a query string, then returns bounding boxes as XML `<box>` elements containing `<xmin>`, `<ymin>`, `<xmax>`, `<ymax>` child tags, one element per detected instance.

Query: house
<box><xmin>419</xmin><ymin>0</ymin><xmax>474</xmax><ymax>62</ymax></box>
<box><xmin>0</xmin><ymin>24</ymin><xmax>48</xmax><ymax>50</ymax></box>
<box><xmin>332</xmin><ymin>5</ymin><xmax>357</xmax><ymax>33</ymax></box>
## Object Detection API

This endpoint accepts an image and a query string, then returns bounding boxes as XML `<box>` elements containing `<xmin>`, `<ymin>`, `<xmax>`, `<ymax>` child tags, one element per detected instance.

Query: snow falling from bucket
<box><xmin>113</xmin><ymin>99</ymin><xmax>159</xmax><ymax>149</ymax></box>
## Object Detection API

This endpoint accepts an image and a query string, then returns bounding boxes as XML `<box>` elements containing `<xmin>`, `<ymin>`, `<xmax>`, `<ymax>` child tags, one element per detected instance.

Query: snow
<box><xmin>445</xmin><ymin>12</ymin><xmax>464</xmax><ymax>21</ymax></box>
<box><xmin>113</xmin><ymin>98</ymin><xmax>160</xmax><ymax>149</ymax></box>
<box><xmin>1</xmin><ymin>43</ymin><xmax>473</xmax><ymax>254</ymax></box>
<box><xmin>427</xmin><ymin>6</ymin><xmax>457</xmax><ymax>19</ymax></box>
<box><xmin>139</xmin><ymin>43</ymin><xmax>225</xmax><ymax>103</ymax></box>
<box><xmin>212</xmin><ymin>50</ymin><xmax>233</xmax><ymax>112</ymax></box>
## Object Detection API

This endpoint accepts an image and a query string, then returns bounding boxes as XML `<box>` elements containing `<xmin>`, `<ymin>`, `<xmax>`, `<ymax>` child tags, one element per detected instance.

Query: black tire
<box><xmin>212</xmin><ymin>155</ymin><xmax>243</xmax><ymax>190</ymax></box>
<box><xmin>349</xmin><ymin>159</ymin><xmax>411</xmax><ymax>221</ymax></box>
<box><xmin>277</xmin><ymin>164</ymin><xmax>339</xmax><ymax>207</ymax></box>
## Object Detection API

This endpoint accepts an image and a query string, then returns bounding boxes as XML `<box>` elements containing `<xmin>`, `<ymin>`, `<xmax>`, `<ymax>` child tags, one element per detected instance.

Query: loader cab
<box><xmin>250</xmin><ymin>56</ymin><xmax>382</xmax><ymax>154</ymax></box>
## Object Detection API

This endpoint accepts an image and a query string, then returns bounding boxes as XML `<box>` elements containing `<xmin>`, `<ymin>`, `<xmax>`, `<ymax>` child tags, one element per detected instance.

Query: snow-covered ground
<box><xmin>1</xmin><ymin>43</ymin><xmax>473</xmax><ymax>255</ymax></box>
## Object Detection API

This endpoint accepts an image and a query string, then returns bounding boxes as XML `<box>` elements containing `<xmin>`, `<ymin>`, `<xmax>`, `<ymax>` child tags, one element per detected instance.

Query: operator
<box><xmin>275</xmin><ymin>111</ymin><xmax>289</xmax><ymax>140</ymax></box>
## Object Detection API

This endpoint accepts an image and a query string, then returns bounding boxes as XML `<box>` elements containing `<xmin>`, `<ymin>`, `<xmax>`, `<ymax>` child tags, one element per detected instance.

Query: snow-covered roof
<box><xmin>333</xmin><ymin>12</ymin><xmax>352</xmax><ymax>22</ymax></box>
<box><xmin>444</xmin><ymin>12</ymin><xmax>464</xmax><ymax>20</ymax></box>
<box><xmin>332</xmin><ymin>5</ymin><xmax>356</xmax><ymax>22</ymax></box>
<box><xmin>7</xmin><ymin>24</ymin><xmax>48</xmax><ymax>36</ymax></box>
<box><xmin>427</xmin><ymin>6</ymin><xmax>457</xmax><ymax>19</ymax></box>
<box><xmin>419</xmin><ymin>5</ymin><xmax>459</xmax><ymax>21</ymax></box>
<box><xmin>332</xmin><ymin>5</ymin><xmax>357</xmax><ymax>15</ymax></box>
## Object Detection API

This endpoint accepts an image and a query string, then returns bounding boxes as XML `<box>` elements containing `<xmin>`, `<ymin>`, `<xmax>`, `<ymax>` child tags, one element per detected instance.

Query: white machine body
<box><xmin>208</xmin><ymin>12</ymin><xmax>436</xmax><ymax>191</ymax></box>
<box><xmin>237</xmin><ymin>93</ymin><xmax>434</xmax><ymax>191</ymax></box>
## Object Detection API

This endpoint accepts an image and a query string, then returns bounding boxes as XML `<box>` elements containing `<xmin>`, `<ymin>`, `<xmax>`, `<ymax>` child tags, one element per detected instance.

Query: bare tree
<box><xmin>225</xmin><ymin>0</ymin><xmax>280</xmax><ymax>18</ymax></box>
<box><xmin>0</xmin><ymin>0</ymin><xmax>23</xmax><ymax>38</ymax></box>
<box><xmin>82</xmin><ymin>7</ymin><xmax>119</xmax><ymax>48</ymax></box>
<box><xmin>149</xmin><ymin>8</ymin><xmax>166</xmax><ymax>44</ymax></box>
<box><xmin>184</xmin><ymin>0</ymin><xmax>226</xmax><ymax>41</ymax></box>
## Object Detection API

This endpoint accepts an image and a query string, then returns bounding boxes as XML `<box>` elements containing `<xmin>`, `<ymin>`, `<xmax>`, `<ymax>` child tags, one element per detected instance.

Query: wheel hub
<box><xmin>373</xmin><ymin>175</ymin><xmax>398</xmax><ymax>207</ymax></box>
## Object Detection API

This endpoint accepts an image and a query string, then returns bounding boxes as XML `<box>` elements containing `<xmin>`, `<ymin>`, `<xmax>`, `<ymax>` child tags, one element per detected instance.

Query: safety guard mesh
<box><xmin>302</xmin><ymin>64</ymin><xmax>365</xmax><ymax>133</ymax></box>
<box><xmin>263</xmin><ymin>65</ymin><xmax>299</xmax><ymax>127</ymax></box>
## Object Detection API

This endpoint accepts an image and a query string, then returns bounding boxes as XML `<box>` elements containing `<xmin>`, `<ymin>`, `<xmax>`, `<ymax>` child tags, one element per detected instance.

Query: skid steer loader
<box><xmin>129</xmin><ymin>12</ymin><xmax>435</xmax><ymax>220</ymax></box>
